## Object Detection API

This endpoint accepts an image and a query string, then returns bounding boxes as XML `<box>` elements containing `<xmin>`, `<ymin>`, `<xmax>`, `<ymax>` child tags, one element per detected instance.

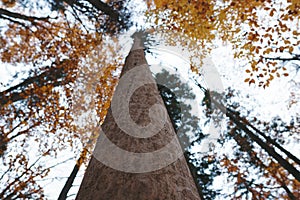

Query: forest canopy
<box><xmin>0</xmin><ymin>0</ymin><xmax>299</xmax><ymax>199</ymax></box>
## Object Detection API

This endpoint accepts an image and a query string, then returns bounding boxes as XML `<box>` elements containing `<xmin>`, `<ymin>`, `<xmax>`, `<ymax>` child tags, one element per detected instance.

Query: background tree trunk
<box><xmin>76</xmin><ymin>36</ymin><xmax>201</xmax><ymax>200</ymax></box>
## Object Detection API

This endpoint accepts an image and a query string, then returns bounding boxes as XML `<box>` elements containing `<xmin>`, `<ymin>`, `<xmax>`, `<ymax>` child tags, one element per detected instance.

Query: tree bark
<box><xmin>76</xmin><ymin>35</ymin><xmax>201</xmax><ymax>200</ymax></box>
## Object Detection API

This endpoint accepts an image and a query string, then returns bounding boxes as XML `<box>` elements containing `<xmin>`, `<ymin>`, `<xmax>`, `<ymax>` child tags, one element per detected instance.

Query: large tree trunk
<box><xmin>76</xmin><ymin>33</ymin><xmax>201</xmax><ymax>200</ymax></box>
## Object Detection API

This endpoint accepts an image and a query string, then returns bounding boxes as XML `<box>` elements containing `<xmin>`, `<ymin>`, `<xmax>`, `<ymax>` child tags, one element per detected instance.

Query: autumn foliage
<box><xmin>0</xmin><ymin>0</ymin><xmax>299</xmax><ymax>199</ymax></box>
<box><xmin>147</xmin><ymin>0</ymin><xmax>299</xmax><ymax>87</ymax></box>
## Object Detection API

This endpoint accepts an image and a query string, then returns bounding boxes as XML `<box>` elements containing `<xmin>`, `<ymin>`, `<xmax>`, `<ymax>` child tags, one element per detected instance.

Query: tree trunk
<box><xmin>211</xmin><ymin>97</ymin><xmax>300</xmax><ymax>182</ymax></box>
<box><xmin>76</xmin><ymin>34</ymin><xmax>201</xmax><ymax>200</ymax></box>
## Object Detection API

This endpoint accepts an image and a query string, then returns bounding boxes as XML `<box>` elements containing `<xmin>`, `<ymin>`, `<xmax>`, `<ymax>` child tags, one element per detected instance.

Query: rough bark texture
<box><xmin>76</xmin><ymin>39</ymin><xmax>201</xmax><ymax>200</ymax></box>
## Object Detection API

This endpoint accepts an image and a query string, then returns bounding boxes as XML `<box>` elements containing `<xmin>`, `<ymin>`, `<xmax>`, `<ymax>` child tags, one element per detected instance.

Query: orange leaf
<box><xmin>279</xmin><ymin>46</ymin><xmax>284</xmax><ymax>52</ymax></box>
<box><xmin>249</xmin><ymin>79</ymin><xmax>255</xmax><ymax>85</ymax></box>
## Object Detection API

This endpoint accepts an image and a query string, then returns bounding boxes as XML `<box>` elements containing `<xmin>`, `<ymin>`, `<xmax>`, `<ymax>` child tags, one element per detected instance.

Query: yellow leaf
<box><xmin>250</xmin><ymin>46</ymin><xmax>255</xmax><ymax>52</ymax></box>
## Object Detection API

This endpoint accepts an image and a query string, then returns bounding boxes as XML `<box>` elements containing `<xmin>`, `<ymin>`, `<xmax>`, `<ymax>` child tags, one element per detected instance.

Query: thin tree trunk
<box><xmin>235</xmin><ymin>109</ymin><xmax>300</xmax><ymax>166</ymax></box>
<box><xmin>76</xmin><ymin>34</ymin><xmax>201</xmax><ymax>200</ymax></box>
<box><xmin>229</xmin><ymin>127</ymin><xmax>297</xmax><ymax>200</ymax></box>
<box><xmin>58</xmin><ymin>148</ymin><xmax>88</xmax><ymax>200</ymax></box>
<box><xmin>211</xmin><ymin>98</ymin><xmax>300</xmax><ymax>182</ymax></box>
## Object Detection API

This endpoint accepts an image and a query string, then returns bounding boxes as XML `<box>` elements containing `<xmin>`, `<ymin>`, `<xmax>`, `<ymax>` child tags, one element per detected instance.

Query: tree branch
<box><xmin>263</xmin><ymin>54</ymin><xmax>300</xmax><ymax>62</ymax></box>
<box><xmin>0</xmin><ymin>8</ymin><xmax>50</xmax><ymax>22</ymax></box>
<box><xmin>63</xmin><ymin>0</ymin><xmax>125</xmax><ymax>26</ymax></box>
<box><xmin>85</xmin><ymin>0</ymin><xmax>120</xmax><ymax>21</ymax></box>
<box><xmin>0</xmin><ymin>60</ymin><xmax>75</xmax><ymax>105</ymax></box>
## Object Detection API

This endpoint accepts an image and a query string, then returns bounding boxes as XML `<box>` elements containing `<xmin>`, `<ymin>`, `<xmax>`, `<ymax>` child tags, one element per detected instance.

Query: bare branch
<box><xmin>63</xmin><ymin>0</ymin><xmax>125</xmax><ymax>27</ymax></box>
<box><xmin>0</xmin><ymin>59</ymin><xmax>76</xmax><ymax>105</ymax></box>
<box><xmin>85</xmin><ymin>0</ymin><xmax>120</xmax><ymax>22</ymax></box>
<box><xmin>263</xmin><ymin>54</ymin><xmax>300</xmax><ymax>62</ymax></box>
<box><xmin>0</xmin><ymin>8</ymin><xmax>50</xmax><ymax>22</ymax></box>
